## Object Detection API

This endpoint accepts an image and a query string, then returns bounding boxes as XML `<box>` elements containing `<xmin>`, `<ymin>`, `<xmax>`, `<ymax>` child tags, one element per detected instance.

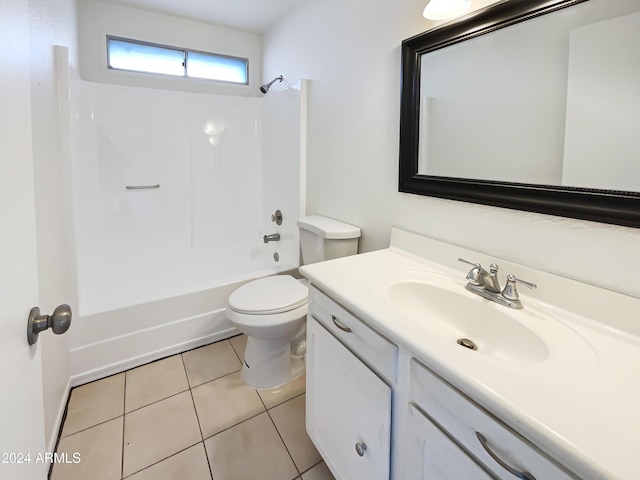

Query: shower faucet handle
<box><xmin>271</xmin><ymin>210</ymin><xmax>283</xmax><ymax>225</ymax></box>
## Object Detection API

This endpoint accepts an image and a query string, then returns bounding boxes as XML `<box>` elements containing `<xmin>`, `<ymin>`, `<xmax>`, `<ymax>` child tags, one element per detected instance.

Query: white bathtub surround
<box><xmin>71</xmin><ymin>81</ymin><xmax>302</xmax><ymax>315</ymax></box>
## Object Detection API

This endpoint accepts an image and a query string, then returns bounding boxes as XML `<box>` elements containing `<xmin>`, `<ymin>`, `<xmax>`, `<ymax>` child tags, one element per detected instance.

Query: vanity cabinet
<box><xmin>306</xmin><ymin>285</ymin><xmax>579</xmax><ymax>480</ymax></box>
<box><xmin>306</xmin><ymin>287</ymin><xmax>395</xmax><ymax>480</ymax></box>
<box><xmin>409</xmin><ymin>360</ymin><xmax>576</xmax><ymax>480</ymax></box>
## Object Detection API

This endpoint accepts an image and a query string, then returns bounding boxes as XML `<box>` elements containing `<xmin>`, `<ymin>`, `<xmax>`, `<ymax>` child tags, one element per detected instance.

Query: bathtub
<box><xmin>69</xmin><ymin>264</ymin><xmax>296</xmax><ymax>386</ymax></box>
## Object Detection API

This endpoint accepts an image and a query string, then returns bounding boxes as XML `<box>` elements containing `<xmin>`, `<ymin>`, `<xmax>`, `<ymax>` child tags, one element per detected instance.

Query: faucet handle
<box><xmin>458</xmin><ymin>258</ymin><xmax>479</xmax><ymax>268</ymax></box>
<box><xmin>502</xmin><ymin>274</ymin><xmax>537</xmax><ymax>302</ymax></box>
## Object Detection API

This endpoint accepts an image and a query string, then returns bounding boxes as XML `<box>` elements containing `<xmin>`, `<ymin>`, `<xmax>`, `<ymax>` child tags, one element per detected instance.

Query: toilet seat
<box><xmin>228</xmin><ymin>275</ymin><xmax>308</xmax><ymax>315</ymax></box>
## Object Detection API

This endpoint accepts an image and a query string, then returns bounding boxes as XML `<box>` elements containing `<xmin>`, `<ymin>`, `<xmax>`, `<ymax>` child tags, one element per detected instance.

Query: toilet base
<box><xmin>241</xmin><ymin>335</ymin><xmax>306</xmax><ymax>389</ymax></box>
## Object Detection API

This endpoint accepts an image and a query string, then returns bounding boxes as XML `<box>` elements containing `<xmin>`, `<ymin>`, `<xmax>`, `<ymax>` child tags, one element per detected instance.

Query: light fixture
<box><xmin>423</xmin><ymin>0</ymin><xmax>470</xmax><ymax>20</ymax></box>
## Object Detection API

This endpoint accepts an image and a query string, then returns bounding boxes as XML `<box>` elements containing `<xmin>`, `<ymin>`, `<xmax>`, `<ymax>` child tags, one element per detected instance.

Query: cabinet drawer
<box><xmin>410</xmin><ymin>360</ymin><xmax>576</xmax><ymax>480</ymax></box>
<box><xmin>308</xmin><ymin>286</ymin><xmax>397</xmax><ymax>382</ymax></box>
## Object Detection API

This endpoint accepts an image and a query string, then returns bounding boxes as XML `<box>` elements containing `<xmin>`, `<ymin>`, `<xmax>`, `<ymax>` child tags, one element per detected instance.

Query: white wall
<box><xmin>264</xmin><ymin>0</ymin><xmax>640</xmax><ymax>300</ymax></box>
<box><xmin>28</xmin><ymin>0</ymin><xmax>78</xmax><ymax>451</ymax></box>
<box><xmin>77</xmin><ymin>0</ymin><xmax>263</xmax><ymax>96</ymax></box>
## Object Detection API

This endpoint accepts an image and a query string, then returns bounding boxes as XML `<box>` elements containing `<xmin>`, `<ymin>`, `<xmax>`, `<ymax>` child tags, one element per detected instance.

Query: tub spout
<box><xmin>263</xmin><ymin>233</ymin><xmax>280</xmax><ymax>243</ymax></box>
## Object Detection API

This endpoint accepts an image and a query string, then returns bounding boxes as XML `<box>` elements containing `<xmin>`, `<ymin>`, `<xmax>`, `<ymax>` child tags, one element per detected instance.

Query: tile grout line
<box><xmin>256</xmin><ymin>384</ymin><xmax>269</xmax><ymax>411</ymax></box>
<box><xmin>59</xmin><ymin>414</ymin><xmax>124</xmax><ymax>440</ymax></box>
<box><xmin>180</xmin><ymin>352</ymin><xmax>214</xmax><ymax>480</ymax></box>
<box><xmin>229</xmin><ymin>336</ymin><xmax>244</xmax><ymax>364</ymax></box>
<box><xmin>188</xmin><ymin>366</ymin><xmax>242</xmax><ymax>392</ymax></box>
<box><xmin>265</xmin><ymin>405</ymin><xmax>302</xmax><ymax>478</ymax></box>
<box><xmin>124</xmin><ymin>387</ymin><xmax>191</xmax><ymax>416</ymax></box>
<box><xmin>121</xmin><ymin>442</ymin><xmax>203</xmax><ymax>479</ymax></box>
<box><xmin>121</xmin><ymin>372</ymin><xmax>127</xmax><ymax>480</ymax></box>
<box><xmin>264</xmin><ymin>390</ymin><xmax>305</xmax><ymax>411</ymax></box>
<box><xmin>201</xmin><ymin>408</ymin><xmax>268</xmax><ymax>443</ymax></box>
<box><xmin>299</xmin><ymin>459</ymin><xmax>324</xmax><ymax>477</ymax></box>
<box><xmin>180</xmin><ymin>352</ymin><xmax>204</xmax><ymax>441</ymax></box>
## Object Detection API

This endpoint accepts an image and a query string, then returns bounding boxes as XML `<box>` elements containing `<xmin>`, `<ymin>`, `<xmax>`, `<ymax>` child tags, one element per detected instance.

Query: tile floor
<box><xmin>52</xmin><ymin>335</ymin><xmax>335</xmax><ymax>480</ymax></box>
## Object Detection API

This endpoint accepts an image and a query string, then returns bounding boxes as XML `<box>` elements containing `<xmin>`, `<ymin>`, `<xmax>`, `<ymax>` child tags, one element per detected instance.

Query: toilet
<box><xmin>226</xmin><ymin>215</ymin><xmax>361</xmax><ymax>389</ymax></box>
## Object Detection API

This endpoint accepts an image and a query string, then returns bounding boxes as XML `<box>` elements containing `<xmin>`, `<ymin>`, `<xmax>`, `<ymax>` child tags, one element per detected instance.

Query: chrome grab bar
<box><xmin>125</xmin><ymin>184</ymin><xmax>160</xmax><ymax>190</ymax></box>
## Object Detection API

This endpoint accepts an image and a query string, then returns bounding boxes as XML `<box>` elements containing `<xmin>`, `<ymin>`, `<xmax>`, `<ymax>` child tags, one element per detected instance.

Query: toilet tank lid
<box><xmin>297</xmin><ymin>215</ymin><xmax>361</xmax><ymax>239</ymax></box>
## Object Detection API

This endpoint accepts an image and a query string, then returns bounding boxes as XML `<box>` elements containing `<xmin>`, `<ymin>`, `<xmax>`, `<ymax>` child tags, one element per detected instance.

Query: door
<box><xmin>306</xmin><ymin>317</ymin><xmax>392</xmax><ymax>480</ymax></box>
<box><xmin>0</xmin><ymin>0</ymin><xmax>48</xmax><ymax>478</ymax></box>
<box><xmin>404</xmin><ymin>404</ymin><xmax>495</xmax><ymax>480</ymax></box>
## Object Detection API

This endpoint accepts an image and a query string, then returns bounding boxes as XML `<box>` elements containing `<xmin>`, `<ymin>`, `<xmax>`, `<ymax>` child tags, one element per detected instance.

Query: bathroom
<box><xmin>2</xmin><ymin>0</ymin><xmax>639</xmax><ymax>478</ymax></box>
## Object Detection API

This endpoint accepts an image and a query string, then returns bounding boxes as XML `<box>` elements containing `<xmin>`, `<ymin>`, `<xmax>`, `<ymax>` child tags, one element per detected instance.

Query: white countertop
<box><xmin>299</xmin><ymin>229</ymin><xmax>640</xmax><ymax>480</ymax></box>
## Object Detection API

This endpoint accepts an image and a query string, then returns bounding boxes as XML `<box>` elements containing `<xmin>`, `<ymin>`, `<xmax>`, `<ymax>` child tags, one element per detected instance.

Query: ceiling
<box><xmin>102</xmin><ymin>0</ymin><xmax>305</xmax><ymax>33</ymax></box>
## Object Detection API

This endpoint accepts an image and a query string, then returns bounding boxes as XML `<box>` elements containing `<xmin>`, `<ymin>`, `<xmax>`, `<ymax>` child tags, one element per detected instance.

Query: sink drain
<box><xmin>457</xmin><ymin>338</ymin><xmax>478</xmax><ymax>351</ymax></box>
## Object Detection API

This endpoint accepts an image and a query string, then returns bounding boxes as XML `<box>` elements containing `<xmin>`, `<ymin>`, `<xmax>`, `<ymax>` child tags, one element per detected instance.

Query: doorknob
<box><xmin>27</xmin><ymin>304</ymin><xmax>72</xmax><ymax>345</ymax></box>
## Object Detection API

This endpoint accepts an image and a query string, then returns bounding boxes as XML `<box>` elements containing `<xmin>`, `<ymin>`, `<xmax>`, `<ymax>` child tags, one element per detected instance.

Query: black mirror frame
<box><xmin>399</xmin><ymin>0</ymin><xmax>640</xmax><ymax>228</ymax></box>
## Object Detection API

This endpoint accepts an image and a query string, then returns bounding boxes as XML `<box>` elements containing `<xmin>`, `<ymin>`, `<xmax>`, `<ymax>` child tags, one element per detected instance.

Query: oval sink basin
<box><xmin>386</xmin><ymin>274</ymin><xmax>550</xmax><ymax>363</ymax></box>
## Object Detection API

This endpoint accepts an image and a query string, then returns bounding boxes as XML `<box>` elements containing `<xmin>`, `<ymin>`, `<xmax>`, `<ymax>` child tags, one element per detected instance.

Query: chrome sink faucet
<box><xmin>458</xmin><ymin>258</ymin><xmax>536</xmax><ymax>309</ymax></box>
<box><xmin>459</xmin><ymin>259</ymin><xmax>501</xmax><ymax>293</ymax></box>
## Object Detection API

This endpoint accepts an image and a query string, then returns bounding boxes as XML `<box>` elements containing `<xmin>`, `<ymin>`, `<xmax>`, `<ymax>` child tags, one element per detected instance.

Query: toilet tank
<box><xmin>297</xmin><ymin>215</ymin><xmax>361</xmax><ymax>265</ymax></box>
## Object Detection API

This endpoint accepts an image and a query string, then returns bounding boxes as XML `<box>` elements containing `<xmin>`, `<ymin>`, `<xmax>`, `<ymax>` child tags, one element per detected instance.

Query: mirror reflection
<box><xmin>417</xmin><ymin>0</ymin><xmax>640</xmax><ymax>192</ymax></box>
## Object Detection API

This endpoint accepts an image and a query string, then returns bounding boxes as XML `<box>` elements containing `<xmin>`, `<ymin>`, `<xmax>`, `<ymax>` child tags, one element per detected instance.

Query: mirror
<box><xmin>399</xmin><ymin>0</ymin><xmax>640</xmax><ymax>228</ymax></box>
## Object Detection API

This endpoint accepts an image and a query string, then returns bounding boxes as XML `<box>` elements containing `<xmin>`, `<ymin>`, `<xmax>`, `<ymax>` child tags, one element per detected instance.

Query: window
<box><xmin>107</xmin><ymin>36</ymin><xmax>248</xmax><ymax>85</ymax></box>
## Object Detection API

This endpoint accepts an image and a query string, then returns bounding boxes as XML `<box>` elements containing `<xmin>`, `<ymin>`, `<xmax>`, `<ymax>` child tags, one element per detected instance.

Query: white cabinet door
<box><xmin>306</xmin><ymin>316</ymin><xmax>392</xmax><ymax>480</ymax></box>
<box><xmin>404</xmin><ymin>404</ymin><xmax>495</xmax><ymax>480</ymax></box>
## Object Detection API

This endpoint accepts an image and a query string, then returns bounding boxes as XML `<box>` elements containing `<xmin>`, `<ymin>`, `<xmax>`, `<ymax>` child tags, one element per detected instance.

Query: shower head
<box><xmin>260</xmin><ymin>75</ymin><xmax>283</xmax><ymax>94</ymax></box>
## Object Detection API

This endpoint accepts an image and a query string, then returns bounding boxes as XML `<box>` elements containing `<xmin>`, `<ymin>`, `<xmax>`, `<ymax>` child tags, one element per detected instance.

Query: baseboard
<box><xmin>47</xmin><ymin>377</ymin><xmax>71</xmax><ymax>453</ymax></box>
<box><xmin>70</xmin><ymin>308</ymin><xmax>238</xmax><ymax>386</ymax></box>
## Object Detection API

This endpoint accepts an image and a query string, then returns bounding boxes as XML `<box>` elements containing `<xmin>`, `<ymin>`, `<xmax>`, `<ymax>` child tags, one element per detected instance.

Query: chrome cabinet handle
<box><xmin>476</xmin><ymin>432</ymin><xmax>536</xmax><ymax>480</ymax></box>
<box><xmin>331</xmin><ymin>315</ymin><xmax>352</xmax><ymax>333</ymax></box>
<box><xmin>355</xmin><ymin>442</ymin><xmax>367</xmax><ymax>457</ymax></box>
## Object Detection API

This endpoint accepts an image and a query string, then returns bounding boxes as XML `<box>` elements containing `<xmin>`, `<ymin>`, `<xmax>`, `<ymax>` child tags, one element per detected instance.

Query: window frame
<box><xmin>106</xmin><ymin>35</ymin><xmax>249</xmax><ymax>86</ymax></box>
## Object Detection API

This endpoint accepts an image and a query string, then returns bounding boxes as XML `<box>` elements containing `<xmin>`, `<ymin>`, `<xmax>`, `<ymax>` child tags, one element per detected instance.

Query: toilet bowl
<box><xmin>227</xmin><ymin>275</ymin><xmax>308</xmax><ymax>389</ymax></box>
<box><xmin>226</xmin><ymin>215</ymin><xmax>361</xmax><ymax>389</ymax></box>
